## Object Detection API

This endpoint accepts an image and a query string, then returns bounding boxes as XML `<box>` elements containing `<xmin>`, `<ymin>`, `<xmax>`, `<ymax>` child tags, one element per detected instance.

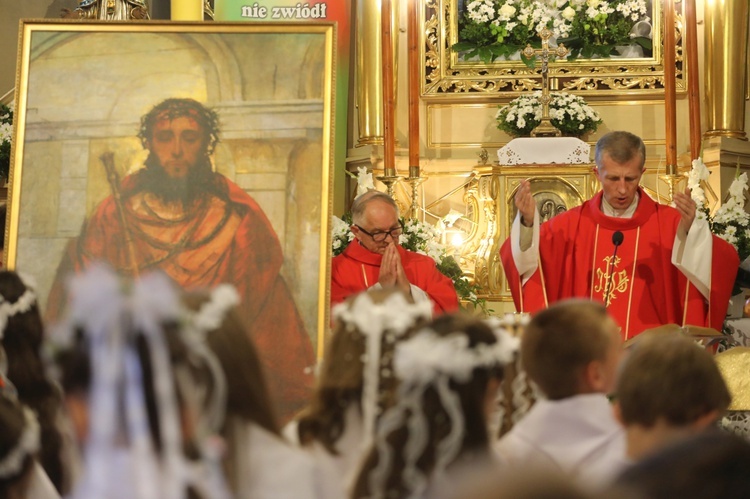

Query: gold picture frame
<box><xmin>423</xmin><ymin>0</ymin><xmax>687</xmax><ymax>100</ymax></box>
<box><xmin>8</xmin><ymin>20</ymin><xmax>335</xmax><ymax>417</ymax></box>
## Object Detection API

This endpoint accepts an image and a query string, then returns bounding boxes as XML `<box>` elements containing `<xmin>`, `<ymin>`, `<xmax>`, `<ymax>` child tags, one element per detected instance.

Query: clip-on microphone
<box><xmin>603</xmin><ymin>231</ymin><xmax>624</xmax><ymax>307</ymax></box>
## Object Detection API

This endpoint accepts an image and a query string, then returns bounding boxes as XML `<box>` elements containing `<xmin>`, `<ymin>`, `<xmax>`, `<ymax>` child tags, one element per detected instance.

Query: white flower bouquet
<box><xmin>495</xmin><ymin>91</ymin><xmax>602</xmax><ymax>137</ymax></box>
<box><xmin>689</xmin><ymin>158</ymin><xmax>750</xmax><ymax>264</ymax></box>
<box><xmin>453</xmin><ymin>0</ymin><xmax>652</xmax><ymax>65</ymax></box>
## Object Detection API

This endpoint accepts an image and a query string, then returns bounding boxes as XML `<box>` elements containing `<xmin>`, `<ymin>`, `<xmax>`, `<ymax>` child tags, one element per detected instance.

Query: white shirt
<box><xmin>494</xmin><ymin>394</ymin><xmax>628</xmax><ymax>490</ymax></box>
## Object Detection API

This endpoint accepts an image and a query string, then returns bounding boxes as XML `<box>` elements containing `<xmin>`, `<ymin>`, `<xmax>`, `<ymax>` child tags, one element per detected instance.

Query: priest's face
<box><xmin>596</xmin><ymin>153</ymin><xmax>645</xmax><ymax>211</ymax></box>
<box><xmin>353</xmin><ymin>199</ymin><xmax>402</xmax><ymax>255</ymax></box>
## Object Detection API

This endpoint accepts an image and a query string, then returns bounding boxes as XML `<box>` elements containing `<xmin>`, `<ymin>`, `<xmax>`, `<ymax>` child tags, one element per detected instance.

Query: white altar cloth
<box><xmin>497</xmin><ymin>137</ymin><xmax>591</xmax><ymax>165</ymax></box>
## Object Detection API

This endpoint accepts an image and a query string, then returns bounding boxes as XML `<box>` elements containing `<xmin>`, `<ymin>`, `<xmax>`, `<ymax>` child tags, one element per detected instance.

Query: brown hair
<box><xmin>181</xmin><ymin>291</ymin><xmax>279</xmax><ymax>435</ymax></box>
<box><xmin>521</xmin><ymin>299</ymin><xmax>615</xmax><ymax>400</ymax></box>
<box><xmin>616</xmin><ymin>332</ymin><xmax>731</xmax><ymax>427</ymax></box>
<box><xmin>352</xmin><ymin>313</ymin><xmax>506</xmax><ymax>499</ymax></box>
<box><xmin>0</xmin><ymin>393</ymin><xmax>36</xmax><ymax>499</ymax></box>
<box><xmin>295</xmin><ymin>288</ymin><xmax>422</xmax><ymax>454</ymax></box>
<box><xmin>595</xmin><ymin>131</ymin><xmax>646</xmax><ymax>170</ymax></box>
<box><xmin>0</xmin><ymin>271</ymin><xmax>65</xmax><ymax>493</ymax></box>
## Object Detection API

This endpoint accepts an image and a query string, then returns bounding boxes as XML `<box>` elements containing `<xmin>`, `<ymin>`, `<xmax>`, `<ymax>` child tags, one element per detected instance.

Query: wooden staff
<box><xmin>663</xmin><ymin>0</ymin><xmax>677</xmax><ymax>174</ymax></box>
<box><xmin>381</xmin><ymin>0</ymin><xmax>396</xmax><ymax>177</ymax></box>
<box><xmin>684</xmin><ymin>0</ymin><xmax>701</xmax><ymax>160</ymax></box>
<box><xmin>100</xmin><ymin>152</ymin><xmax>140</xmax><ymax>277</ymax></box>
<box><xmin>407</xmin><ymin>0</ymin><xmax>420</xmax><ymax>179</ymax></box>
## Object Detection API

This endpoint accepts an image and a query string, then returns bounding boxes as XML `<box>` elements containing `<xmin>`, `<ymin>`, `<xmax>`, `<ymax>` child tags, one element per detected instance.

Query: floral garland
<box><xmin>496</xmin><ymin>91</ymin><xmax>602</xmax><ymax>137</ymax></box>
<box><xmin>454</xmin><ymin>0</ymin><xmax>652</xmax><ymax>65</ymax></box>
<box><xmin>333</xmin><ymin>169</ymin><xmax>487</xmax><ymax>313</ymax></box>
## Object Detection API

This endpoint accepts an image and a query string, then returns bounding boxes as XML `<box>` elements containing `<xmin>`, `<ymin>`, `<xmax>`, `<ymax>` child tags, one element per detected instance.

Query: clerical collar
<box><xmin>601</xmin><ymin>192</ymin><xmax>639</xmax><ymax>219</ymax></box>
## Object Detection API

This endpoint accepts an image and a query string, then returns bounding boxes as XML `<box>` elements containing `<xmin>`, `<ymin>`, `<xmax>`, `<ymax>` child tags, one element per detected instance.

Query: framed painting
<box><xmin>423</xmin><ymin>0</ymin><xmax>687</xmax><ymax>100</ymax></box>
<box><xmin>8</xmin><ymin>20</ymin><xmax>335</xmax><ymax>419</ymax></box>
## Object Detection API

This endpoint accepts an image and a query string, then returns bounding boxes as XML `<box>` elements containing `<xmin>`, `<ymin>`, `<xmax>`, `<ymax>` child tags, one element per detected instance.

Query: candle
<box><xmin>171</xmin><ymin>0</ymin><xmax>203</xmax><ymax>20</ymax></box>
<box><xmin>685</xmin><ymin>0</ymin><xmax>701</xmax><ymax>160</ymax></box>
<box><xmin>381</xmin><ymin>0</ymin><xmax>396</xmax><ymax>177</ymax></box>
<box><xmin>663</xmin><ymin>0</ymin><xmax>677</xmax><ymax>174</ymax></box>
<box><xmin>408</xmin><ymin>0</ymin><xmax>420</xmax><ymax>179</ymax></box>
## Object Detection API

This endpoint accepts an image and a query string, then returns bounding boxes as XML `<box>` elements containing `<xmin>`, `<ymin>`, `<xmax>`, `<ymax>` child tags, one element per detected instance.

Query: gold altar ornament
<box><xmin>521</xmin><ymin>28</ymin><xmax>569</xmax><ymax>137</ymax></box>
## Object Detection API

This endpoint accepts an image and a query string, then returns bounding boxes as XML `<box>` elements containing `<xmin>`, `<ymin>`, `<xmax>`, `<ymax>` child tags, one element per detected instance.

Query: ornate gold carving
<box><xmin>463</xmin><ymin>164</ymin><xmax>595</xmax><ymax>299</ymax></box>
<box><xmin>423</xmin><ymin>0</ymin><xmax>687</xmax><ymax>99</ymax></box>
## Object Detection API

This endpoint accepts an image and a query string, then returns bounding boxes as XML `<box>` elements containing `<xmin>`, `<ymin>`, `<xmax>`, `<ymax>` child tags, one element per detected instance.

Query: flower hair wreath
<box><xmin>0</xmin><ymin>405</ymin><xmax>40</xmax><ymax>479</ymax></box>
<box><xmin>394</xmin><ymin>322</ymin><xmax>519</xmax><ymax>387</ymax></box>
<box><xmin>0</xmin><ymin>273</ymin><xmax>38</xmax><ymax>337</ymax></box>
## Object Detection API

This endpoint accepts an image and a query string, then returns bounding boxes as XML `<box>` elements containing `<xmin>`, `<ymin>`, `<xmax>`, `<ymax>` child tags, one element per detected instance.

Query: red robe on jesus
<box><xmin>331</xmin><ymin>240</ymin><xmax>460</xmax><ymax>315</ymax></box>
<box><xmin>500</xmin><ymin>188</ymin><xmax>739</xmax><ymax>339</ymax></box>
<box><xmin>46</xmin><ymin>171</ymin><xmax>315</xmax><ymax>420</ymax></box>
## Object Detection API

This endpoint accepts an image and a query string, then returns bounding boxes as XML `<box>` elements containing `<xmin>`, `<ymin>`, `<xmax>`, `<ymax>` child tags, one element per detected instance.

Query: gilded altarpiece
<box><xmin>463</xmin><ymin>165</ymin><xmax>598</xmax><ymax>300</ymax></box>
<box><xmin>402</xmin><ymin>0</ymin><xmax>689</xmax><ymax>305</ymax></box>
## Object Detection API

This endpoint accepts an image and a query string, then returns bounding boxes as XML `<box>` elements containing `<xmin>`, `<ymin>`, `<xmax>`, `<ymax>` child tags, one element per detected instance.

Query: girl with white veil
<box><xmin>286</xmin><ymin>288</ymin><xmax>433</xmax><ymax>497</ymax></box>
<box><xmin>53</xmin><ymin>264</ymin><xmax>230</xmax><ymax>499</ymax></box>
<box><xmin>351</xmin><ymin>314</ymin><xmax>518</xmax><ymax>499</ymax></box>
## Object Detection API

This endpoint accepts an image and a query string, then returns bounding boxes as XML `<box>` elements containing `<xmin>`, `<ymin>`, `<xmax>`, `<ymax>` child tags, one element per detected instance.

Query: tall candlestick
<box><xmin>407</xmin><ymin>0</ymin><xmax>420</xmax><ymax>179</ymax></box>
<box><xmin>381</xmin><ymin>0</ymin><xmax>396</xmax><ymax>177</ymax></box>
<box><xmin>685</xmin><ymin>0</ymin><xmax>701</xmax><ymax>160</ymax></box>
<box><xmin>663</xmin><ymin>0</ymin><xmax>677</xmax><ymax>174</ymax></box>
<box><xmin>171</xmin><ymin>0</ymin><xmax>203</xmax><ymax>20</ymax></box>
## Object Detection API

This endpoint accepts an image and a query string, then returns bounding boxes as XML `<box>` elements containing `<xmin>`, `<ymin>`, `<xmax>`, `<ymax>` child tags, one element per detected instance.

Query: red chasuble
<box><xmin>500</xmin><ymin>188</ymin><xmax>739</xmax><ymax>340</ymax></box>
<box><xmin>331</xmin><ymin>241</ymin><xmax>460</xmax><ymax>315</ymax></box>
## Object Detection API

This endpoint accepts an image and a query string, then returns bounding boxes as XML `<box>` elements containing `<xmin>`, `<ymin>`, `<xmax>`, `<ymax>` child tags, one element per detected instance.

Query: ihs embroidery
<box><xmin>594</xmin><ymin>255</ymin><xmax>629</xmax><ymax>306</ymax></box>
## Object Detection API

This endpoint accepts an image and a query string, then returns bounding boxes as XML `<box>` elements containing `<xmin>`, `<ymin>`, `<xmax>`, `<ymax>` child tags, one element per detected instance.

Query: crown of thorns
<box><xmin>138</xmin><ymin>98</ymin><xmax>220</xmax><ymax>154</ymax></box>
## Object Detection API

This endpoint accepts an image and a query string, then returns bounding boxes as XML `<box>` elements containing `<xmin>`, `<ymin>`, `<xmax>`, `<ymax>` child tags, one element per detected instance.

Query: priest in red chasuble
<box><xmin>331</xmin><ymin>191</ymin><xmax>459</xmax><ymax>315</ymax></box>
<box><xmin>501</xmin><ymin>131</ymin><xmax>739</xmax><ymax>340</ymax></box>
<box><xmin>46</xmin><ymin>98</ymin><xmax>314</xmax><ymax>420</ymax></box>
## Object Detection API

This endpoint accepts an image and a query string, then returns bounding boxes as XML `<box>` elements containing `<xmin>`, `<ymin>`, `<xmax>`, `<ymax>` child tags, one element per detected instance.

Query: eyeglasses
<box><xmin>354</xmin><ymin>224</ymin><xmax>403</xmax><ymax>242</ymax></box>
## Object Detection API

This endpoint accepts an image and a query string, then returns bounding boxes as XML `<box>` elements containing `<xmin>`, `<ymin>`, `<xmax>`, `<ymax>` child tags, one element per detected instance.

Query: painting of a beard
<box><xmin>139</xmin><ymin>153</ymin><xmax>217</xmax><ymax>206</ymax></box>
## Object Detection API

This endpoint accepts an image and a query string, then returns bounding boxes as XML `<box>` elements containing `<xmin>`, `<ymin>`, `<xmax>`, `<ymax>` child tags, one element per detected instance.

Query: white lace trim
<box><xmin>0</xmin><ymin>273</ymin><xmax>38</xmax><ymax>337</ymax></box>
<box><xmin>0</xmin><ymin>406</ymin><xmax>40</xmax><ymax>479</ymax></box>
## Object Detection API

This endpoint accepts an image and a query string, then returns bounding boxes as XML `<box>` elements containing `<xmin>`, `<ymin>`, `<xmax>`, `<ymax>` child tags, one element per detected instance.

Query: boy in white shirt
<box><xmin>494</xmin><ymin>299</ymin><xmax>627</xmax><ymax>488</ymax></box>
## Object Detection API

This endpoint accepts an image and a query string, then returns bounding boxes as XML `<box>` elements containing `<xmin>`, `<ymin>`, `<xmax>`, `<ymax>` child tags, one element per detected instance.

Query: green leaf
<box><xmin>581</xmin><ymin>45</ymin><xmax>594</xmax><ymax>58</ymax></box>
<box><xmin>451</xmin><ymin>41</ymin><xmax>478</xmax><ymax>53</ymax></box>
<box><xmin>477</xmin><ymin>46</ymin><xmax>494</xmax><ymax>64</ymax></box>
<box><xmin>520</xmin><ymin>53</ymin><xmax>536</xmax><ymax>69</ymax></box>
<box><xmin>631</xmin><ymin>36</ymin><xmax>652</xmax><ymax>51</ymax></box>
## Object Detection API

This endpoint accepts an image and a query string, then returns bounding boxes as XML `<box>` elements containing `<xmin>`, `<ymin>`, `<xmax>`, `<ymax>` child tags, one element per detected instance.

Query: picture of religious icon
<box><xmin>9</xmin><ymin>21</ymin><xmax>335</xmax><ymax>420</ymax></box>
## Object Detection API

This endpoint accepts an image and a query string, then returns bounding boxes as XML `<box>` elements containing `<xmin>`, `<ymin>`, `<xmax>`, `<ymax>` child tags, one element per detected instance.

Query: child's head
<box><xmin>353</xmin><ymin>313</ymin><xmax>518</xmax><ymax>499</ymax></box>
<box><xmin>615</xmin><ymin>332</ymin><xmax>730</xmax><ymax>430</ymax></box>
<box><xmin>296</xmin><ymin>287</ymin><xmax>432</xmax><ymax>452</ymax></box>
<box><xmin>522</xmin><ymin>299</ymin><xmax>622</xmax><ymax>399</ymax></box>
<box><xmin>54</xmin><ymin>265</ymin><xmax>226</xmax><ymax>497</ymax></box>
<box><xmin>181</xmin><ymin>285</ymin><xmax>278</xmax><ymax>435</ymax></box>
